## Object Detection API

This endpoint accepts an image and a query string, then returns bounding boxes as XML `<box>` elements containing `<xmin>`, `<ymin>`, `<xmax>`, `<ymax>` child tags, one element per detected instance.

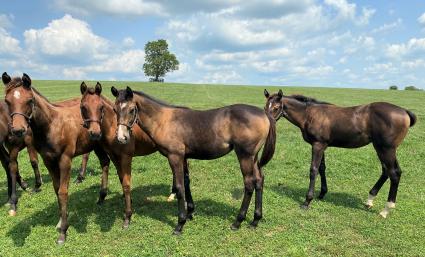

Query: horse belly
<box><xmin>186</xmin><ymin>143</ymin><xmax>233</xmax><ymax>160</ymax></box>
<box><xmin>330</xmin><ymin>134</ymin><xmax>370</xmax><ymax>148</ymax></box>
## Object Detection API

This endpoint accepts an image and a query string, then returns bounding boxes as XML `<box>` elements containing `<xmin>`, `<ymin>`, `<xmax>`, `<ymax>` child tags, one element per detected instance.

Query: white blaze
<box><xmin>121</xmin><ymin>103</ymin><xmax>127</xmax><ymax>108</ymax></box>
<box><xmin>13</xmin><ymin>91</ymin><xmax>20</xmax><ymax>99</ymax></box>
<box><xmin>117</xmin><ymin>124</ymin><xmax>129</xmax><ymax>142</ymax></box>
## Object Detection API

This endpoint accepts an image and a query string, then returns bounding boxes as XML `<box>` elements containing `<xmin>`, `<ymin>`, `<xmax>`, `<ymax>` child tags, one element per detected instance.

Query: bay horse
<box><xmin>2</xmin><ymin>72</ymin><xmax>111</xmax><ymax>244</ymax></box>
<box><xmin>264</xmin><ymin>89</ymin><xmax>416</xmax><ymax>218</ymax></box>
<box><xmin>111</xmin><ymin>86</ymin><xmax>276</xmax><ymax>234</ymax></box>
<box><xmin>79</xmin><ymin>82</ymin><xmax>158</xmax><ymax>229</ymax></box>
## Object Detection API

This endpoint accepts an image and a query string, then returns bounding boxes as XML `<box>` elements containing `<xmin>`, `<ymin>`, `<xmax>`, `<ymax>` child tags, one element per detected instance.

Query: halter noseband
<box><xmin>82</xmin><ymin>107</ymin><xmax>105</xmax><ymax>129</ymax></box>
<box><xmin>117</xmin><ymin>106</ymin><xmax>139</xmax><ymax>131</ymax></box>
<box><xmin>9</xmin><ymin>100</ymin><xmax>35</xmax><ymax>129</ymax></box>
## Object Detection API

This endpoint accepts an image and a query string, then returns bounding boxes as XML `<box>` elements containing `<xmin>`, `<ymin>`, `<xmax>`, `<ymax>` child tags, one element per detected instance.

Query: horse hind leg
<box><xmin>375</xmin><ymin>147</ymin><xmax>400</xmax><ymax>218</ymax></box>
<box><xmin>231</xmin><ymin>153</ymin><xmax>255</xmax><ymax>230</ymax></box>
<box><xmin>250</xmin><ymin>156</ymin><xmax>264</xmax><ymax>228</ymax></box>
<box><xmin>365</xmin><ymin>168</ymin><xmax>388</xmax><ymax>209</ymax></box>
<box><xmin>318</xmin><ymin>154</ymin><xmax>328</xmax><ymax>200</ymax></box>
<box><xmin>27</xmin><ymin>145</ymin><xmax>42</xmax><ymax>192</ymax></box>
<box><xmin>183</xmin><ymin>159</ymin><xmax>195</xmax><ymax>220</ymax></box>
<box><xmin>75</xmin><ymin>153</ymin><xmax>90</xmax><ymax>184</ymax></box>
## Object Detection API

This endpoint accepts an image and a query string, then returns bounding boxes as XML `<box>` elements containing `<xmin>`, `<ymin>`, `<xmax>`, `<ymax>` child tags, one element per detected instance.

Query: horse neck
<box><xmin>31</xmin><ymin>90</ymin><xmax>56</xmax><ymax>129</ymax></box>
<box><xmin>284</xmin><ymin>98</ymin><xmax>308</xmax><ymax>129</ymax></box>
<box><xmin>134</xmin><ymin>94</ymin><xmax>167</xmax><ymax>136</ymax></box>
<box><xmin>100</xmin><ymin>97</ymin><xmax>117</xmax><ymax>136</ymax></box>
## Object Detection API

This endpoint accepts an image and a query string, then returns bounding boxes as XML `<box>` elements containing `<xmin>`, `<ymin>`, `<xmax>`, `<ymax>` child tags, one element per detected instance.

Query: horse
<box><xmin>264</xmin><ymin>89</ymin><xmax>416</xmax><ymax>218</ymax></box>
<box><xmin>2</xmin><ymin>72</ymin><xmax>111</xmax><ymax>244</ymax></box>
<box><xmin>1</xmin><ymin>100</ymin><xmax>91</xmax><ymax>203</ymax></box>
<box><xmin>79</xmin><ymin>82</ymin><xmax>158</xmax><ymax>229</ymax></box>
<box><xmin>111</xmin><ymin>86</ymin><xmax>276</xmax><ymax>234</ymax></box>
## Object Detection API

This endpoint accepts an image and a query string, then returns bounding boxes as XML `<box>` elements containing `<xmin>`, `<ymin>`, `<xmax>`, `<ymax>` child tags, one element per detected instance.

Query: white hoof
<box><xmin>379</xmin><ymin>202</ymin><xmax>395</xmax><ymax>219</ymax></box>
<box><xmin>365</xmin><ymin>194</ymin><xmax>376</xmax><ymax>208</ymax></box>
<box><xmin>8</xmin><ymin>210</ymin><xmax>16</xmax><ymax>216</ymax></box>
<box><xmin>167</xmin><ymin>193</ymin><xmax>176</xmax><ymax>202</ymax></box>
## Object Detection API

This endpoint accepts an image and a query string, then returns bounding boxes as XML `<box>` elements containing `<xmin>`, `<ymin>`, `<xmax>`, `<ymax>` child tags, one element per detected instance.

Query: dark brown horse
<box><xmin>111</xmin><ymin>86</ymin><xmax>276</xmax><ymax>234</ymax></box>
<box><xmin>2</xmin><ymin>72</ymin><xmax>111</xmax><ymax>244</ymax></box>
<box><xmin>79</xmin><ymin>82</ymin><xmax>158</xmax><ymax>228</ymax></box>
<box><xmin>264</xmin><ymin>89</ymin><xmax>416</xmax><ymax>218</ymax></box>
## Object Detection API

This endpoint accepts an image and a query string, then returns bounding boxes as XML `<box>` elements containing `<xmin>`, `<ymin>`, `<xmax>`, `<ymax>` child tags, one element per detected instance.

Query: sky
<box><xmin>0</xmin><ymin>0</ymin><xmax>425</xmax><ymax>89</ymax></box>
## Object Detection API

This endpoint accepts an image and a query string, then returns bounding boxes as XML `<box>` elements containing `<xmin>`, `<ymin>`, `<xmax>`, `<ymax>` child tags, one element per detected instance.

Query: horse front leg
<box><xmin>318</xmin><ymin>154</ymin><xmax>328</xmax><ymax>199</ymax></box>
<box><xmin>301</xmin><ymin>143</ymin><xmax>326</xmax><ymax>209</ymax></box>
<box><xmin>120</xmin><ymin>155</ymin><xmax>133</xmax><ymax>229</ymax></box>
<box><xmin>7</xmin><ymin>147</ymin><xmax>21</xmax><ymax>216</ymax></box>
<box><xmin>94</xmin><ymin>148</ymin><xmax>110</xmax><ymax>205</ymax></box>
<box><xmin>167</xmin><ymin>154</ymin><xmax>187</xmax><ymax>235</ymax></box>
<box><xmin>183</xmin><ymin>159</ymin><xmax>195</xmax><ymax>220</ymax></box>
<box><xmin>56</xmin><ymin>155</ymin><xmax>72</xmax><ymax>244</ymax></box>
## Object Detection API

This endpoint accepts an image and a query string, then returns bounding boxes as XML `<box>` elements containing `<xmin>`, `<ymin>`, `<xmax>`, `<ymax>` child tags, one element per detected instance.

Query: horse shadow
<box><xmin>7</xmin><ymin>183</ymin><xmax>236</xmax><ymax>247</ymax></box>
<box><xmin>270</xmin><ymin>184</ymin><xmax>366</xmax><ymax>211</ymax></box>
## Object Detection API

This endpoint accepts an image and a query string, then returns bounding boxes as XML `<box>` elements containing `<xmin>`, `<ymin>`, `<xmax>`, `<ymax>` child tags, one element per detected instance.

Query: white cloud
<box><xmin>324</xmin><ymin>0</ymin><xmax>356</xmax><ymax>19</ymax></box>
<box><xmin>386</xmin><ymin>38</ymin><xmax>425</xmax><ymax>59</ymax></box>
<box><xmin>401</xmin><ymin>59</ymin><xmax>425</xmax><ymax>69</ymax></box>
<box><xmin>292</xmin><ymin>65</ymin><xmax>334</xmax><ymax>77</ymax></box>
<box><xmin>0</xmin><ymin>28</ymin><xmax>21</xmax><ymax>55</ymax></box>
<box><xmin>364</xmin><ymin>63</ymin><xmax>397</xmax><ymax>74</ymax></box>
<box><xmin>122</xmin><ymin>37</ymin><xmax>135</xmax><ymax>47</ymax></box>
<box><xmin>0</xmin><ymin>14</ymin><xmax>13</xmax><ymax>28</ymax></box>
<box><xmin>356</xmin><ymin>7</ymin><xmax>376</xmax><ymax>25</ymax></box>
<box><xmin>200</xmin><ymin>70</ymin><xmax>243</xmax><ymax>84</ymax></box>
<box><xmin>372</xmin><ymin>18</ymin><xmax>402</xmax><ymax>33</ymax></box>
<box><xmin>418</xmin><ymin>12</ymin><xmax>425</xmax><ymax>25</ymax></box>
<box><xmin>55</xmin><ymin>0</ymin><xmax>165</xmax><ymax>17</ymax></box>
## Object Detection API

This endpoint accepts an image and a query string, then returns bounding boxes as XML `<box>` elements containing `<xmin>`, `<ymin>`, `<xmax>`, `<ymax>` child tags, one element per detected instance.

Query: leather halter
<box><xmin>82</xmin><ymin>108</ymin><xmax>105</xmax><ymax>128</ymax></box>
<box><xmin>9</xmin><ymin>100</ymin><xmax>35</xmax><ymax>129</ymax></box>
<box><xmin>117</xmin><ymin>106</ymin><xmax>139</xmax><ymax>132</ymax></box>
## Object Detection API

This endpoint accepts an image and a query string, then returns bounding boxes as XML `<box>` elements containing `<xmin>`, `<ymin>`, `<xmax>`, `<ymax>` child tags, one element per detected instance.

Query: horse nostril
<box><xmin>12</xmin><ymin>128</ymin><xmax>25</xmax><ymax>137</ymax></box>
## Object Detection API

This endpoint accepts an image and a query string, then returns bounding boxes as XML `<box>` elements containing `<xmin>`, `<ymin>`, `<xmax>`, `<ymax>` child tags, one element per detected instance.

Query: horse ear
<box><xmin>125</xmin><ymin>86</ymin><xmax>133</xmax><ymax>99</ymax></box>
<box><xmin>264</xmin><ymin>89</ymin><xmax>270</xmax><ymax>98</ymax></box>
<box><xmin>80</xmin><ymin>81</ymin><xmax>88</xmax><ymax>95</ymax></box>
<box><xmin>111</xmin><ymin>86</ymin><xmax>119</xmax><ymax>97</ymax></box>
<box><xmin>95</xmin><ymin>82</ymin><xmax>102</xmax><ymax>95</ymax></box>
<box><xmin>22</xmin><ymin>73</ymin><xmax>31</xmax><ymax>89</ymax></box>
<box><xmin>2</xmin><ymin>72</ymin><xmax>11</xmax><ymax>85</ymax></box>
<box><xmin>278</xmin><ymin>89</ymin><xmax>283</xmax><ymax>98</ymax></box>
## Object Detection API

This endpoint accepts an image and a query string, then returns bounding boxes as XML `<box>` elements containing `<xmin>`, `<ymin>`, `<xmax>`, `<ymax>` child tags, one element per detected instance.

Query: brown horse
<box><xmin>264</xmin><ymin>89</ymin><xmax>416</xmax><ymax>218</ymax></box>
<box><xmin>79</xmin><ymin>82</ymin><xmax>158</xmax><ymax>228</ymax></box>
<box><xmin>111</xmin><ymin>86</ymin><xmax>276</xmax><ymax>234</ymax></box>
<box><xmin>2</xmin><ymin>72</ymin><xmax>111</xmax><ymax>244</ymax></box>
<box><xmin>1</xmin><ymin>101</ymin><xmax>42</xmax><ymax>195</ymax></box>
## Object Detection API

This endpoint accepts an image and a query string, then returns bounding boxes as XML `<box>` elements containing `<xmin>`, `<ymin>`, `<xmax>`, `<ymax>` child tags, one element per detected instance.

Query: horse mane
<box><xmin>133</xmin><ymin>90</ymin><xmax>189</xmax><ymax>109</ymax></box>
<box><xmin>84</xmin><ymin>87</ymin><xmax>114</xmax><ymax>107</ymax></box>
<box><xmin>289</xmin><ymin>94</ymin><xmax>332</xmax><ymax>105</ymax></box>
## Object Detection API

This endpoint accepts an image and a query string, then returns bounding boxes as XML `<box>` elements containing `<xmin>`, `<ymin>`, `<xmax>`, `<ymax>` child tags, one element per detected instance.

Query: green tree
<box><xmin>389</xmin><ymin>85</ymin><xmax>398</xmax><ymax>90</ymax></box>
<box><xmin>404</xmin><ymin>85</ymin><xmax>422</xmax><ymax>91</ymax></box>
<box><xmin>143</xmin><ymin>39</ymin><xmax>179</xmax><ymax>82</ymax></box>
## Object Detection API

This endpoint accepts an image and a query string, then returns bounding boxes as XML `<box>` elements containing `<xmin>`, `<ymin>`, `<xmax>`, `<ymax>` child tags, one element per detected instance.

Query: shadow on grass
<box><xmin>7</xmin><ymin>183</ymin><xmax>236</xmax><ymax>246</ymax></box>
<box><xmin>271</xmin><ymin>184</ymin><xmax>365</xmax><ymax>210</ymax></box>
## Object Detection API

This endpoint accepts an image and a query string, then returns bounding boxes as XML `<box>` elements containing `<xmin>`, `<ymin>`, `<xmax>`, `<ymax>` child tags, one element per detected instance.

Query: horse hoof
<box><xmin>96</xmin><ymin>200</ymin><xmax>104</xmax><ymax>205</ymax></box>
<box><xmin>318</xmin><ymin>194</ymin><xmax>326</xmax><ymax>200</ymax></box>
<box><xmin>249</xmin><ymin>222</ymin><xmax>258</xmax><ymax>229</ymax></box>
<box><xmin>74</xmin><ymin>177</ymin><xmax>84</xmax><ymax>184</ymax></box>
<box><xmin>365</xmin><ymin>203</ymin><xmax>373</xmax><ymax>209</ymax></box>
<box><xmin>167</xmin><ymin>193</ymin><xmax>176</xmax><ymax>202</ymax></box>
<box><xmin>20</xmin><ymin>182</ymin><xmax>29</xmax><ymax>191</ymax></box>
<box><xmin>8</xmin><ymin>209</ymin><xmax>16</xmax><ymax>216</ymax></box>
<box><xmin>32</xmin><ymin>187</ymin><xmax>42</xmax><ymax>193</ymax></box>
<box><xmin>122</xmin><ymin>220</ymin><xmax>130</xmax><ymax>229</ymax></box>
<box><xmin>300</xmin><ymin>204</ymin><xmax>310</xmax><ymax>210</ymax></box>
<box><xmin>172</xmin><ymin>229</ymin><xmax>182</xmax><ymax>236</ymax></box>
<box><xmin>56</xmin><ymin>234</ymin><xmax>66</xmax><ymax>245</ymax></box>
<box><xmin>230</xmin><ymin>223</ymin><xmax>240</xmax><ymax>231</ymax></box>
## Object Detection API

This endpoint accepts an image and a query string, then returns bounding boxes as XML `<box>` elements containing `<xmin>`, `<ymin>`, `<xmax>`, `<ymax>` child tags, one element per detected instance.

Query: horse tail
<box><xmin>405</xmin><ymin>109</ymin><xmax>417</xmax><ymax>127</ymax></box>
<box><xmin>259</xmin><ymin>112</ymin><xmax>276</xmax><ymax>168</ymax></box>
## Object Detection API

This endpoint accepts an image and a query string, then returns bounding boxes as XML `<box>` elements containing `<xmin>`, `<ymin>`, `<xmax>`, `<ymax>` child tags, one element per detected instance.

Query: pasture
<box><xmin>0</xmin><ymin>81</ymin><xmax>423</xmax><ymax>256</ymax></box>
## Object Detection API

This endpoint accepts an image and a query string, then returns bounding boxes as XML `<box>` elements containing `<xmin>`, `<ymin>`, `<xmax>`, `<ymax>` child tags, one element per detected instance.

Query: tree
<box><xmin>389</xmin><ymin>85</ymin><xmax>398</xmax><ymax>90</ymax></box>
<box><xmin>143</xmin><ymin>39</ymin><xmax>179</xmax><ymax>82</ymax></box>
<box><xmin>404</xmin><ymin>85</ymin><xmax>422</xmax><ymax>91</ymax></box>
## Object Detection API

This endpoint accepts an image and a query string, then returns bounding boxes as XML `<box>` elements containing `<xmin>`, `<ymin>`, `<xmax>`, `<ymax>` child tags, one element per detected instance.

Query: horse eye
<box><xmin>4</xmin><ymin>99</ymin><xmax>10</xmax><ymax>105</ymax></box>
<box><xmin>113</xmin><ymin>107</ymin><xmax>117</xmax><ymax>114</ymax></box>
<box><xmin>130</xmin><ymin>108</ymin><xmax>136</xmax><ymax>114</ymax></box>
<box><xmin>27</xmin><ymin>99</ymin><xmax>34</xmax><ymax>104</ymax></box>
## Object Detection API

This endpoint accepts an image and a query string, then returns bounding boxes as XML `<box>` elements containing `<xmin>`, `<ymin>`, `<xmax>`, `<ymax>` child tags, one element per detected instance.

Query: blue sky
<box><xmin>0</xmin><ymin>0</ymin><xmax>425</xmax><ymax>88</ymax></box>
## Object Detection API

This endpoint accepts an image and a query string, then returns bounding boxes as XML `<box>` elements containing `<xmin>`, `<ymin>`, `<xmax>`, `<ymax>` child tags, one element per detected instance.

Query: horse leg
<box><xmin>75</xmin><ymin>153</ymin><xmax>90</xmax><ymax>184</ymax></box>
<box><xmin>318</xmin><ymin>154</ymin><xmax>328</xmax><ymax>199</ymax></box>
<box><xmin>376</xmin><ymin>148</ymin><xmax>400</xmax><ymax>218</ymax></box>
<box><xmin>0</xmin><ymin>145</ymin><xmax>12</xmax><ymax>204</ymax></box>
<box><xmin>7</xmin><ymin>147</ymin><xmax>21</xmax><ymax>216</ymax></box>
<box><xmin>167</xmin><ymin>154</ymin><xmax>187</xmax><ymax>235</ymax></box>
<box><xmin>231</xmin><ymin>153</ymin><xmax>255</xmax><ymax>230</ymax></box>
<box><xmin>183</xmin><ymin>159</ymin><xmax>195</xmax><ymax>220</ymax></box>
<box><xmin>94</xmin><ymin>148</ymin><xmax>110</xmax><ymax>205</ymax></box>
<box><xmin>250</xmin><ymin>156</ymin><xmax>264</xmax><ymax>228</ymax></box>
<box><xmin>365</xmin><ymin>168</ymin><xmax>388</xmax><ymax>209</ymax></box>
<box><xmin>301</xmin><ymin>143</ymin><xmax>326</xmax><ymax>209</ymax></box>
<box><xmin>120</xmin><ymin>155</ymin><xmax>133</xmax><ymax>229</ymax></box>
<box><xmin>167</xmin><ymin>172</ymin><xmax>177</xmax><ymax>202</ymax></box>
<box><xmin>56</xmin><ymin>155</ymin><xmax>72</xmax><ymax>244</ymax></box>
<box><xmin>27</xmin><ymin>145</ymin><xmax>42</xmax><ymax>192</ymax></box>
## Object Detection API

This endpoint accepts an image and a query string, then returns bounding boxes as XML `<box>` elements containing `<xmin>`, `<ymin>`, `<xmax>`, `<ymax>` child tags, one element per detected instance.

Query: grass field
<box><xmin>0</xmin><ymin>81</ymin><xmax>424</xmax><ymax>256</ymax></box>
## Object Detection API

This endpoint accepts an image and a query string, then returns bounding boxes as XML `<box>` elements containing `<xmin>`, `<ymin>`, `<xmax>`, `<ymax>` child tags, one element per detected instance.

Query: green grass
<box><xmin>0</xmin><ymin>81</ymin><xmax>424</xmax><ymax>256</ymax></box>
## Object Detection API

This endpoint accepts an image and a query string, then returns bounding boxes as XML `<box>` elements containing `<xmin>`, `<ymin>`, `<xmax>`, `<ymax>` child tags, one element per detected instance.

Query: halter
<box><xmin>9</xmin><ymin>100</ymin><xmax>35</xmax><ymax>129</ymax></box>
<box><xmin>117</xmin><ymin>106</ymin><xmax>139</xmax><ymax>132</ymax></box>
<box><xmin>82</xmin><ymin>108</ymin><xmax>105</xmax><ymax>129</ymax></box>
<box><xmin>264</xmin><ymin>101</ymin><xmax>284</xmax><ymax>121</ymax></box>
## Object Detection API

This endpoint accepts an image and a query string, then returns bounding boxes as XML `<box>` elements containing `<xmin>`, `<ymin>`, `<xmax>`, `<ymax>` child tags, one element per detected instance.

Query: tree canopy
<box><xmin>143</xmin><ymin>39</ymin><xmax>179</xmax><ymax>82</ymax></box>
